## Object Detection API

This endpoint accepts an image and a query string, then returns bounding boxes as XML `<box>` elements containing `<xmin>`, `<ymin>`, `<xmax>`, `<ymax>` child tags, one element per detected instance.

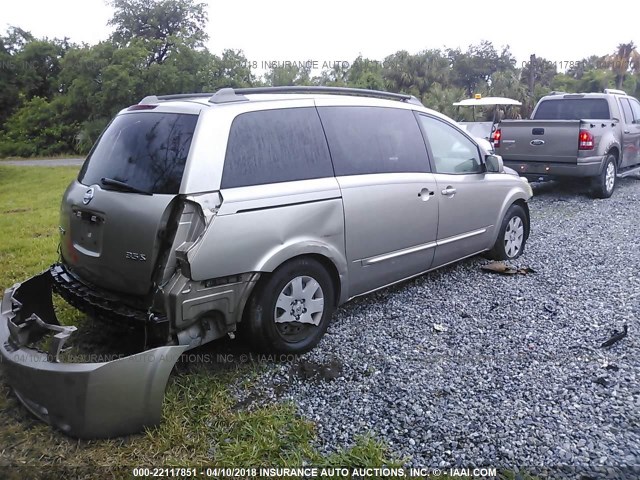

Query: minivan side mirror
<box><xmin>485</xmin><ymin>154</ymin><xmax>504</xmax><ymax>173</ymax></box>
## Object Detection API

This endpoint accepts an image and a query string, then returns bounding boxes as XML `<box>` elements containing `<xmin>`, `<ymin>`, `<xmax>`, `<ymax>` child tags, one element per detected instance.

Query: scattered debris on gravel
<box><xmin>234</xmin><ymin>178</ymin><xmax>640</xmax><ymax>476</ymax></box>
<box><xmin>481</xmin><ymin>262</ymin><xmax>536</xmax><ymax>275</ymax></box>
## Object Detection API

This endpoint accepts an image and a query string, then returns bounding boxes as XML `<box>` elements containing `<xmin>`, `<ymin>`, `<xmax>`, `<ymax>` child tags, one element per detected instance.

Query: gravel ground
<box><xmin>235</xmin><ymin>177</ymin><xmax>640</xmax><ymax>478</ymax></box>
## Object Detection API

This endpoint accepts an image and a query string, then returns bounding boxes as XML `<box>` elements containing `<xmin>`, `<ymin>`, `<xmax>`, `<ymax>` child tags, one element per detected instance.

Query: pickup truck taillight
<box><xmin>578</xmin><ymin>129</ymin><xmax>594</xmax><ymax>150</ymax></box>
<box><xmin>492</xmin><ymin>128</ymin><xmax>501</xmax><ymax>148</ymax></box>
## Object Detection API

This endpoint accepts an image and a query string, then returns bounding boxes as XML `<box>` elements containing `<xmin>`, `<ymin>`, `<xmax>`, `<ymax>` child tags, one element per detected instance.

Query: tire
<box><xmin>242</xmin><ymin>257</ymin><xmax>335</xmax><ymax>353</ymax></box>
<box><xmin>591</xmin><ymin>154</ymin><xmax>617</xmax><ymax>199</ymax></box>
<box><xmin>488</xmin><ymin>204</ymin><xmax>528</xmax><ymax>260</ymax></box>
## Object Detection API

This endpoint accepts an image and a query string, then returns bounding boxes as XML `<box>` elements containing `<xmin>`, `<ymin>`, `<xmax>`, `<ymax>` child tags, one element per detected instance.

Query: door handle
<box><xmin>624</xmin><ymin>130</ymin><xmax>630</xmax><ymax>134</ymax></box>
<box><xmin>418</xmin><ymin>187</ymin><xmax>435</xmax><ymax>200</ymax></box>
<box><xmin>441</xmin><ymin>187</ymin><xmax>457</xmax><ymax>196</ymax></box>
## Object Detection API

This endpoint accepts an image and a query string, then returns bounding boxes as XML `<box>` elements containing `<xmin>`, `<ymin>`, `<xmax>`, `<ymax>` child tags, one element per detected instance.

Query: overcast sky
<box><xmin>3</xmin><ymin>0</ymin><xmax>639</xmax><ymax>72</ymax></box>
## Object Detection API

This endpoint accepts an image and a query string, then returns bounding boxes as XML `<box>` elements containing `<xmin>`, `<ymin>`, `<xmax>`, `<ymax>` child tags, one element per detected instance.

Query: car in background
<box><xmin>494</xmin><ymin>89</ymin><xmax>640</xmax><ymax>198</ymax></box>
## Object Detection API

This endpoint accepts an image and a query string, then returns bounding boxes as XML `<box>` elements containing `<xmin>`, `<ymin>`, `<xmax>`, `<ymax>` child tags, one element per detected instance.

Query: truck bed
<box><xmin>496</xmin><ymin>119</ymin><xmax>582</xmax><ymax>164</ymax></box>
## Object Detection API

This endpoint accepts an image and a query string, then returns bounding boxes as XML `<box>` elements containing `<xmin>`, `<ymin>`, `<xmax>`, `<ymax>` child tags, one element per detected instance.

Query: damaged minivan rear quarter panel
<box><xmin>187</xmin><ymin>177</ymin><xmax>348</xmax><ymax>290</ymax></box>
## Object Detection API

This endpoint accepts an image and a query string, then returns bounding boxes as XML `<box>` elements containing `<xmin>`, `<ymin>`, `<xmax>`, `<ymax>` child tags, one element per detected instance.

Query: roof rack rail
<box><xmin>208</xmin><ymin>86</ymin><xmax>424</xmax><ymax>106</ymax></box>
<box><xmin>548</xmin><ymin>91</ymin><xmax>566</xmax><ymax>96</ymax></box>
<box><xmin>139</xmin><ymin>93</ymin><xmax>214</xmax><ymax>105</ymax></box>
<box><xmin>603</xmin><ymin>88</ymin><xmax>627</xmax><ymax>95</ymax></box>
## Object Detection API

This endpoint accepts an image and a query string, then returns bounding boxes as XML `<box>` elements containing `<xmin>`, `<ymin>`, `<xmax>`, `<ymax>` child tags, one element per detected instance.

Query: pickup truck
<box><xmin>493</xmin><ymin>89</ymin><xmax>640</xmax><ymax>198</ymax></box>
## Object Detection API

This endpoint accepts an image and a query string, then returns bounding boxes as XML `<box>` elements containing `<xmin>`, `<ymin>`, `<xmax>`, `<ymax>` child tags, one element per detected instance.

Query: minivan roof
<box><xmin>139</xmin><ymin>86</ymin><xmax>423</xmax><ymax>106</ymax></box>
<box><xmin>121</xmin><ymin>87</ymin><xmax>458</xmax><ymax>128</ymax></box>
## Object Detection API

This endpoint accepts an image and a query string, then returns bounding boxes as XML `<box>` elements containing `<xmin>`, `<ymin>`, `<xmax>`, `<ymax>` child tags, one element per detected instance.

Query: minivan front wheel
<box><xmin>243</xmin><ymin>257</ymin><xmax>335</xmax><ymax>353</ymax></box>
<box><xmin>488</xmin><ymin>204</ymin><xmax>528</xmax><ymax>260</ymax></box>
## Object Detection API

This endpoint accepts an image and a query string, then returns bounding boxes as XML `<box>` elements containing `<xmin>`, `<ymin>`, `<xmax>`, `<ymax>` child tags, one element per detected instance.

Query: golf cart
<box><xmin>453</xmin><ymin>94</ymin><xmax>522</xmax><ymax>143</ymax></box>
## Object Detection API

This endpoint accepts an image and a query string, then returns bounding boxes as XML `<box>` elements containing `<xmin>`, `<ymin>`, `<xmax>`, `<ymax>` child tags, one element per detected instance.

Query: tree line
<box><xmin>1</xmin><ymin>0</ymin><xmax>639</xmax><ymax>157</ymax></box>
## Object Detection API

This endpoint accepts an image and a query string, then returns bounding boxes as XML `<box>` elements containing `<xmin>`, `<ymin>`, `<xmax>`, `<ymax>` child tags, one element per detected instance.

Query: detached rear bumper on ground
<box><xmin>0</xmin><ymin>270</ymin><xmax>187</xmax><ymax>439</ymax></box>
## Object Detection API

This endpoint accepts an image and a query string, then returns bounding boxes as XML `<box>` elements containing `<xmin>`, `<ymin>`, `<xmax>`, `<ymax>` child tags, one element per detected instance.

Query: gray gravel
<box><xmin>235</xmin><ymin>177</ymin><xmax>640</xmax><ymax>477</ymax></box>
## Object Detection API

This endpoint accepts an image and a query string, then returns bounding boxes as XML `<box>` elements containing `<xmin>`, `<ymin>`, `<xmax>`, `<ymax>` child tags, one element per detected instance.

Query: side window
<box><xmin>629</xmin><ymin>98</ymin><xmax>640</xmax><ymax>123</ymax></box>
<box><xmin>317</xmin><ymin>106</ymin><xmax>429</xmax><ymax>176</ymax></box>
<box><xmin>418</xmin><ymin>115</ymin><xmax>482</xmax><ymax>174</ymax></box>
<box><xmin>619</xmin><ymin>98</ymin><xmax>634</xmax><ymax>124</ymax></box>
<box><xmin>221</xmin><ymin>108</ymin><xmax>333</xmax><ymax>188</ymax></box>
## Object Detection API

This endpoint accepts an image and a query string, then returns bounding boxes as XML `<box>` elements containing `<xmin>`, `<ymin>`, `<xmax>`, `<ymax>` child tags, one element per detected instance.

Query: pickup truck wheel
<box><xmin>243</xmin><ymin>257</ymin><xmax>335</xmax><ymax>354</ymax></box>
<box><xmin>488</xmin><ymin>204</ymin><xmax>528</xmax><ymax>260</ymax></box>
<box><xmin>591</xmin><ymin>155</ymin><xmax>617</xmax><ymax>199</ymax></box>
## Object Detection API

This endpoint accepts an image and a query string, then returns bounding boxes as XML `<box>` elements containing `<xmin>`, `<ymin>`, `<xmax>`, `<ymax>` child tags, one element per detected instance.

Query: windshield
<box><xmin>79</xmin><ymin>112</ymin><xmax>198</xmax><ymax>194</ymax></box>
<box><xmin>533</xmin><ymin>98</ymin><xmax>610</xmax><ymax>120</ymax></box>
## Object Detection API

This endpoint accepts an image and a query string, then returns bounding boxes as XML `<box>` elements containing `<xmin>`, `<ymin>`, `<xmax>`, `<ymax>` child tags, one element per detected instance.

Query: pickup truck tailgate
<box><xmin>497</xmin><ymin>120</ymin><xmax>580</xmax><ymax>163</ymax></box>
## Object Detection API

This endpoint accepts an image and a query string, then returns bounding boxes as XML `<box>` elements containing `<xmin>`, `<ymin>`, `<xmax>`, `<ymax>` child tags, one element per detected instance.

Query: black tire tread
<box><xmin>487</xmin><ymin>204</ymin><xmax>528</xmax><ymax>260</ymax></box>
<box><xmin>242</xmin><ymin>257</ymin><xmax>334</xmax><ymax>354</ymax></box>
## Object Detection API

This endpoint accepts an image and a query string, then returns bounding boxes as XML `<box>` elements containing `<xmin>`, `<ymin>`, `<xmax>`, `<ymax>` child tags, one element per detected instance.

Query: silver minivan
<box><xmin>1</xmin><ymin>87</ymin><xmax>533</xmax><ymax>438</ymax></box>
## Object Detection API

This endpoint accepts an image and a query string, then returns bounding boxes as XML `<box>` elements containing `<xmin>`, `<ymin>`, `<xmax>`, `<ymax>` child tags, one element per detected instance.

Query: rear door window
<box><xmin>317</xmin><ymin>106</ymin><xmax>429</xmax><ymax>176</ymax></box>
<box><xmin>619</xmin><ymin>98</ymin><xmax>634</xmax><ymax>123</ymax></box>
<box><xmin>629</xmin><ymin>98</ymin><xmax>640</xmax><ymax>122</ymax></box>
<box><xmin>533</xmin><ymin>99</ymin><xmax>610</xmax><ymax>120</ymax></box>
<box><xmin>79</xmin><ymin>112</ymin><xmax>197</xmax><ymax>194</ymax></box>
<box><xmin>221</xmin><ymin>107</ymin><xmax>333</xmax><ymax>188</ymax></box>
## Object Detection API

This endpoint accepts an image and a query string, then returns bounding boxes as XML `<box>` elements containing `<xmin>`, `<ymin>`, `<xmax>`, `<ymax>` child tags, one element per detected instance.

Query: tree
<box><xmin>489</xmin><ymin>70</ymin><xmax>532</xmax><ymax>117</ymax></box>
<box><xmin>0</xmin><ymin>96</ymin><xmax>77</xmax><ymax>157</ymax></box>
<box><xmin>14</xmin><ymin>38</ymin><xmax>71</xmax><ymax>100</ymax></box>
<box><xmin>448</xmin><ymin>41</ymin><xmax>515</xmax><ymax>96</ymax></box>
<box><xmin>108</xmin><ymin>0</ymin><xmax>208</xmax><ymax>66</ymax></box>
<box><xmin>264</xmin><ymin>63</ymin><xmax>312</xmax><ymax>86</ymax></box>
<box><xmin>0</xmin><ymin>30</ymin><xmax>23</xmax><ymax>124</ymax></box>
<box><xmin>521</xmin><ymin>55</ymin><xmax>557</xmax><ymax>93</ymax></box>
<box><xmin>604</xmin><ymin>42</ymin><xmax>640</xmax><ymax>89</ymax></box>
<box><xmin>565</xmin><ymin>55</ymin><xmax>605</xmax><ymax>79</ymax></box>
<box><xmin>202</xmin><ymin>49</ymin><xmax>255</xmax><ymax>89</ymax></box>
<box><xmin>345</xmin><ymin>56</ymin><xmax>383</xmax><ymax>89</ymax></box>
<box><xmin>576</xmin><ymin>69</ymin><xmax>615</xmax><ymax>92</ymax></box>
<box><xmin>314</xmin><ymin>60</ymin><xmax>351</xmax><ymax>87</ymax></box>
<box><xmin>0</xmin><ymin>28</ymin><xmax>70</xmax><ymax>125</ymax></box>
<box><xmin>381</xmin><ymin>49</ymin><xmax>451</xmax><ymax>97</ymax></box>
<box><xmin>422</xmin><ymin>82</ymin><xmax>466</xmax><ymax>119</ymax></box>
<box><xmin>0</xmin><ymin>26</ymin><xmax>34</xmax><ymax>55</ymax></box>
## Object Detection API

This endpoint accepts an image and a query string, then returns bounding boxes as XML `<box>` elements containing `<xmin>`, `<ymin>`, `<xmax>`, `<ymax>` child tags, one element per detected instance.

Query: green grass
<box><xmin>0</xmin><ymin>154</ymin><xmax>85</xmax><ymax>161</ymax></box>
<box><xmin>0</xmin><ymin>165</ymin><xmax>400</xmax><ymax>477</ymax></box>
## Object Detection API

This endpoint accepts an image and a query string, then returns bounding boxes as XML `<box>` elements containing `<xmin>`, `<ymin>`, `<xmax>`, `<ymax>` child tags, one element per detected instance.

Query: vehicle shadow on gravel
<box><xmin>530</xmin><ymin>176</ymin><xmax>640</xmax><ymax>199</ymax></box>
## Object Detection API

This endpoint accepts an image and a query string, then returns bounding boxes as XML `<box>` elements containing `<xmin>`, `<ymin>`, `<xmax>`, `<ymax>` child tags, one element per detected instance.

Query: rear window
<box><xmin>318</xmin><ymin>106</ymin><xmax>429</xmax><ymax>176</ymax></box>
<box><xmin>533</xmin><ymin>99</ymin><xmax>610</xmax><ymax>120</ymax></box>
<box><xmin>221</xmin><ymin>108</ymin><xmax>333</xmax><ymax>189</ymax></box>
<box><xmin>79</xmin><ymin>112</ymin><xmax>198</xmax><ymax>194</ymax></box>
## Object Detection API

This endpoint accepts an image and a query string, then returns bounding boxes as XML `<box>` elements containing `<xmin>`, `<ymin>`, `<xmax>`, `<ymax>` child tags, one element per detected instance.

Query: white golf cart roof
<box><xmin>453</xmin><ymin>96</ymin><xmax>522</xmax><ymax>106</ymax></box>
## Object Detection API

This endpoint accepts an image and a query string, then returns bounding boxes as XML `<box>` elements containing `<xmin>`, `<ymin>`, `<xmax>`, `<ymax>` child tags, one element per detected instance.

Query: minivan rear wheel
<box><xmin>488</xmin><ymin>204</ymin><xmax>528</xmax><ymax>260</ymax></box>
<box><xmin>243</xmin><ymin>257</ymin><xmax>335</xmax><ymax>353</ymax></box>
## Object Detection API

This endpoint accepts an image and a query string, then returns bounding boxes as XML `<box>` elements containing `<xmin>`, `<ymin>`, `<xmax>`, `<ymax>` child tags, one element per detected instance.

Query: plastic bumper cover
<box><xmin>504</xmin><ymin>156</ymin><xmax>604</xmax><ymax>179</ymax></box>
<box><xmin>0</xmin><ymin>270</ymin><xmax>187</xmax><ymax>439</ymax></box>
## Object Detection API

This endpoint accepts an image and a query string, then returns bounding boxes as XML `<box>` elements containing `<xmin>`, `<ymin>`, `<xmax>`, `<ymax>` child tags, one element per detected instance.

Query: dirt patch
<box><xmin>291</xmin><ymin>356</ymin><xmax>344</xmax><ymax>382</ymax></box>
<box><xmin>2</xmin><ymin>208</ymin><xmax>30</xmax><ymax>214</ymax></box>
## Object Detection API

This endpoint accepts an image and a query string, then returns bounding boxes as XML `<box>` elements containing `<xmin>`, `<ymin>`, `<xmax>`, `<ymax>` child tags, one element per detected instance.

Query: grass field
<box><xmin>0</xmin><ymin>154</ymin><xmax>85</xmax><ymax>162</ymax></box>
<box><xmin>0</xmin><ymin>165</ymin><xmax>403</xmax><ymax>478</ymax></box>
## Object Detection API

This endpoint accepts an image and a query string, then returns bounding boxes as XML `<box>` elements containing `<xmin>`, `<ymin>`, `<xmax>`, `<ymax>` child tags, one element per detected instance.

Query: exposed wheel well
<box><xmin>252</xmin><ymin>254</ymin><xmax>341</xmax><ymax>309</ymax></box>
<box><xmin>607</xmin><ymin>147</ymin><xmax>620</xmax><ymax>166</ymax></box>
